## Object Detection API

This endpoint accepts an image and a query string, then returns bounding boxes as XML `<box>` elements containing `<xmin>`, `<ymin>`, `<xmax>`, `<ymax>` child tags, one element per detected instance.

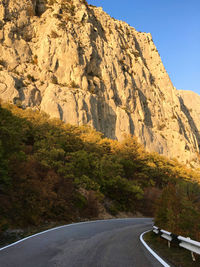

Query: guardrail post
<box><xmin>154</xmin><ymin>226</ymin><xmax>200</xmax><ymax>263</ymax></box>
<box><xmin>191</xmin><ymin>251</ymin><xmax>196</xmax><ymax>261</ymax></box>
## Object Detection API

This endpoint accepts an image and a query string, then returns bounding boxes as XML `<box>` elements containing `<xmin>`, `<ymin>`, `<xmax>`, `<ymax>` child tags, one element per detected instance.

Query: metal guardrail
<box><xmin>153</xmin><ymin>226</ymin><xmax>200</xmax><ymax>261</ymax></box>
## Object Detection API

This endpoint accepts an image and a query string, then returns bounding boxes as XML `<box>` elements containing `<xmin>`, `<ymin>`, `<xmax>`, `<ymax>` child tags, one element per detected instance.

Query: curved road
<box><xmin>0</xmin><ymin>218</ymin><xmax>163</xmax><ymax>267</ymax></box>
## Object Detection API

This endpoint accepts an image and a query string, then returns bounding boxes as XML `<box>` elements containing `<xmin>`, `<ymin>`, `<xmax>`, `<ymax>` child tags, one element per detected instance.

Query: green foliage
<box><xmin>102</xmin><ymin>176</ymin><xmax>143</xmax><ymax>212</ymax></box>
<box><xmin>155</xmin><ymin>182</ymin><xmax>200</xmax><ymax>240</ymax></box>
<box><xmin>0</xmin><ymin>102</ymin><xmax>200</xmax><ymax>234</ymax></box>
<box><xmin>0</xmin><ymin>141</ymin><xmax>10</xmax><ymax>190</ymax></box>
<box><xmin>74</xmin><ymin>175</ymin><xmax>100</xmax><ymax>191</ymax></box>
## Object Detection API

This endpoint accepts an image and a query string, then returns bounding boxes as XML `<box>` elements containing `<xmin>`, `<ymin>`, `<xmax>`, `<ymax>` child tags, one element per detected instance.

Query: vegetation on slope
<box><xmin>0</xmin><ymin>101</ymin><xmax>200</xmax><ymax>239</ymax></box>
<box><xmin>155</xmin><ymin>182</ymin><xmax>200</xmax><ymax>241</ymax></box>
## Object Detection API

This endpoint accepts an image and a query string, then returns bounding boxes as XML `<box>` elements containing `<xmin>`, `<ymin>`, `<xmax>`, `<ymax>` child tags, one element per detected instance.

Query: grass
<box><xmin>143</xmin><ymin>231</ymin><xmax>200</xmax><ymax>267</ymax></box>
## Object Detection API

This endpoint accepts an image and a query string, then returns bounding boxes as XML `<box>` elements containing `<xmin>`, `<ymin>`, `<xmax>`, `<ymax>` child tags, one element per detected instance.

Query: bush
<box><xmin>51</xmin><ymin>76</ymin><xmax>58</xmax><ymax>84</ymax></box>
<box><xmin>32</xmin><ymin>55</ymin><xmax>38</xmax><ymax>65</ymax></box>
<box><xmin>69</xmin><ymin>80</ymin><xmax>79</xmax><ymax>88</ymax></box>
<box><xmin>0</xmin><ymin>59</ymin><xmax>7</xmax><ymax>67</ymax></box>
<box><xmin>155</xmin><ymin>183</ymin><xmax>200</xmax><ymax>241</ymax></box>
<box><xmin>0</xmin><ymin>102</ymin><xmax>200</xmax><ymax>232</ymax></box>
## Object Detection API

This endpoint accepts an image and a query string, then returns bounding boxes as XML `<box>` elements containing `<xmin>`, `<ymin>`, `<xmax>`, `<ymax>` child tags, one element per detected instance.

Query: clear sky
<box><xmin>88</xmin><ymin>0</ymin><xmax>200</xmax><ymax>95</ymax></box>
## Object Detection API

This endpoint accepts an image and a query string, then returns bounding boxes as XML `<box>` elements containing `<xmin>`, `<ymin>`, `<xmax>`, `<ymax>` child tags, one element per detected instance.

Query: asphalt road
<box><xmin>0</xmin><ymin>218</ymin><xmax>164</xmax><ymax>267</ymax></box>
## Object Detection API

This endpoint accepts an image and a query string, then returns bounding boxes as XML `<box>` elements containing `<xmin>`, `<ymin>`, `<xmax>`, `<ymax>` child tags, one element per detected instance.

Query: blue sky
<box><xmin>88</xmin><ymin>0</ymin><xmax>200</xmax><ymax>95</ymax></box>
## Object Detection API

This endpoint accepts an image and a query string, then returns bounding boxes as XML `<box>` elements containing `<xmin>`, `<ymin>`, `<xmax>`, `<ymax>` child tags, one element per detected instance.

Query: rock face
<box><xmin>0</xmin><ymin>0</ymin><xmax>199</xmax><ymax>166</ymax></box>
<box><xmin>178</xmin><ymin>90</ymin><xmax>200</xmax><ymax>152</ymax></box>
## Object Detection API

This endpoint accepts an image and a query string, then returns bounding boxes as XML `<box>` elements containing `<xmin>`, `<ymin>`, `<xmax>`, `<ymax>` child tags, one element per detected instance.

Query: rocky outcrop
<box><xmin>178</xmin><ymin>90</ymin><xmax>200</xmax><ymax>153</ymax></box>
<box><xmin>0</xmin><ymin>0</ymin><xmax>199</xmax><ymax>166</ymax></box>
<box><xmin>179</xmin><ymin>91</ymin><xmax>200</xmax><ymax>128</ymax></box>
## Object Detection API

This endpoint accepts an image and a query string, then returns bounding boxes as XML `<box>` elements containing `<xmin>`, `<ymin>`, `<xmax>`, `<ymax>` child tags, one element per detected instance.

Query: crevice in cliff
<box><xmin>137</xmin><ymin>89</ymin><xmax>153</xmax><ymax>128</ymax></box>
<box><xmin>176</xmin><ymin>113</ymin><xmax>190</xmax><ymax>143</ymax></box>
<box><xmin>87</xmin><ymin>8</ymin><xmax>107</xmax><ymax>42</ymax></box>
<box><xmin>133</xmin><ymin>36</ymin><xmax>148</xmax><ymax>69</ymax></box>
<box><xmin>179</xmin><ymin>96</ymin><xmax>200</xmax><ymax>151</ymax></box>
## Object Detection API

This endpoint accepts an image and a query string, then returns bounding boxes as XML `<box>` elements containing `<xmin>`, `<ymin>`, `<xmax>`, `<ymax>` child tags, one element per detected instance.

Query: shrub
<box><xmin>51</xmin><ymin>31</ymin><xmax>59</xmax><ymax>38</ymax></box>
<box><xmin>0</xmin><ymin>102</ymin><xmax>200</xmax><ymax>233</ymax></box>
<box><xmin>32</xmin><ymin>55</ymin><xmax>38</xmax><ymax>65</ymax></box>
<box><xmin>133</xmin><ymin>51</ymin><xmax>140</xmax><ymax>58</ymax></box>
<box><xmin>155</xmin><ymin>183</ymin><xmax>200</xmax><ymax>241</ymax></box>
<box><xmin>51</xmin><ymin>76</ymin><xmax>58</xmax><ymax>84</ymax></box>
<box><xmin>74</xmin><ymin>175</ymin><xmax>100</xmax><ymax>191</ymax></box>
<box><xmin>158</xmin><ymin>124</ymin><xmax>166</xmax><ymax>131</ymax></box>
<box><xmin>47</xmin><ymin>0</ymin><xmax>58</xmax><ymax>5</ymax></box>
<box><xmin>69</xmin><ymin>80</ymin><xmax>79</xmax><ymax>88</ymax></box>
<box><xmin>27</xmin><ymin>74</ymin><xmax>36</xmax><ymax>82</ymax></box>
<box><xmin>0</xmin><ymin>59</ymin><xmax>7</xmax><ymax>67</ymax></box>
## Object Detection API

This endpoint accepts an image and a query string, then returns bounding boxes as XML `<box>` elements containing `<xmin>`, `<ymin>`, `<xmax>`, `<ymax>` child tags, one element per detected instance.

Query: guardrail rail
<box><xmin>153</xmin><ymin>226</ymin><xmax>200</xmax><ymax>262</ymax></box>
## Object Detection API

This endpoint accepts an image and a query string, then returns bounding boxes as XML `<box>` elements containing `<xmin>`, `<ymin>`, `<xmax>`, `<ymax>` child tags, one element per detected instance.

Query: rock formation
<box><xmin>0</xmin><ymin>0</ymin><xmax>199</xmax><ymax>166</ymax></box>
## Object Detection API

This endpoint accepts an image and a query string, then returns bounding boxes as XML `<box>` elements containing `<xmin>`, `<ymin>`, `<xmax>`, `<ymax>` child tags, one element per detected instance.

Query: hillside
<box><xmin>0</xmin><ymin>102</ymin><xmax>200</xmax><ymax>238</ymax></box>
<box><xmin>0</xmin><ymin>0</ymin><xmax>199</xmax><ymax>166</ymax></box>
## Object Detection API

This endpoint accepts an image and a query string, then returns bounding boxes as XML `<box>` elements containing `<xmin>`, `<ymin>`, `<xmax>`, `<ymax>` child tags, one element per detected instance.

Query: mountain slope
<box><xmin>0</xmin><ymin>102</ymin><xmax>200</xmax><ymax>233</ymax></box>
<box><xmin>0</xmin><ymin>0</ymin><xmax>199</xmax><ymax>165</ymax></box>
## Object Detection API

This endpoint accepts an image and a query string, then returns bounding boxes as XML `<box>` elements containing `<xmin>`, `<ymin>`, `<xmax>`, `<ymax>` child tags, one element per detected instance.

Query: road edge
<box><xmin>140</xmin><ymin>230</ymin><xmax>170</xmax><ymax>267</ymax></box>
<box><xmin>0</xmin><ymin>217</ymin><xmax>147</xmax><ymax>251</ymax></box>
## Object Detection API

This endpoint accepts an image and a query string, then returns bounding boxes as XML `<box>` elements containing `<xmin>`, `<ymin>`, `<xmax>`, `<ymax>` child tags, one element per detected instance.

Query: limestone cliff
<box><xmin>0</xmin><ymin>0</ymin><xmax>199</xmax><ymax>166</ymax></box>
<box><xmin>178</xmin><ymin>90</ymin><xmax>200</xmax><ymax>152</ymax></box>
